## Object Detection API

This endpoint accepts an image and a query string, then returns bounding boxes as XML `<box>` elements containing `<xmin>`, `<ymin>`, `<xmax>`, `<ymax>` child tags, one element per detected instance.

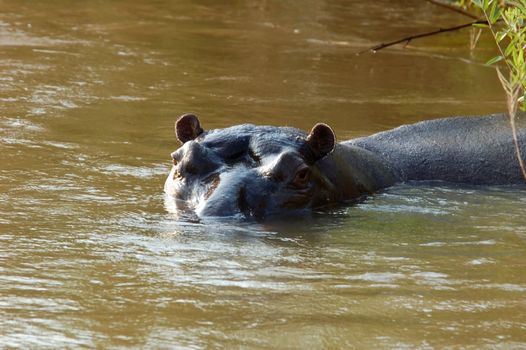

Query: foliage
<box><xmin>472</xmin><ymin>0</ymin><xmax>526</xmax><ymax>113</ymax></box>
<box><xmin>364</xmin><ymin>0</ymin><xmax>526</xmax><ymax>178</ymax></box>
<box><xmin>459</xmin><ymin>0</ymin><xmax>526</xmax><ymax>178</ymax></box>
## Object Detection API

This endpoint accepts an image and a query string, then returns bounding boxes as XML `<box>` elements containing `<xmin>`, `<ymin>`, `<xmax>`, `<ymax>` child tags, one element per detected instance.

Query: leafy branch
<box><xmin>358</xmin><ymin>0</ymin><xmax>526</xmax><ymax>180</ymax></box>
<box><xmin>472</xmin><ymin>0</ymin><xmax>526</xmax><ymax>179</ymax></box>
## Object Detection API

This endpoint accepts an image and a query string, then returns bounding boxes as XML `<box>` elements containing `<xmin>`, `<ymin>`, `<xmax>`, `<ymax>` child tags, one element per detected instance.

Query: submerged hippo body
<box><xmin>165</xmin><ymin>113</ymin><xmax>526</xmax><ymax>219</ymax></box>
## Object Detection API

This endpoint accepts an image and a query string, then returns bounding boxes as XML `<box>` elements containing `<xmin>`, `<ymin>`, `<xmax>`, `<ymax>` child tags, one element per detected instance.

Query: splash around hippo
<box><xmin>165</xmin><ymin>113</ymin><xmax>526</xmax><ymax>220</ymax></box>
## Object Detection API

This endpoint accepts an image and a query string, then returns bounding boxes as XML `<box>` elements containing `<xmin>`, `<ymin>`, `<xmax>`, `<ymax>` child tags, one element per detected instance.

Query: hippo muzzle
<box><xmin>195</xmin><ymin>167</ymin><xmax>275</xmax><ymax>219</ymax></box>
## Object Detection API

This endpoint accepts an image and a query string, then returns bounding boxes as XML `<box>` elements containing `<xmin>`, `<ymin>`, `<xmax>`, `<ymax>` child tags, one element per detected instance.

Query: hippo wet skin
<box><xmin>164</xmin><ymin>113</ymin><xmax>526</xmax><ymax>220</ymax></box>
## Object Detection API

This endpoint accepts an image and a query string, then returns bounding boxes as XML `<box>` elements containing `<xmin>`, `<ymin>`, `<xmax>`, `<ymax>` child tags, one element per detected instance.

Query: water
<box><xmin>1</xmin><ymin>0</ymin><xmax>525</xmax><ymax>348</ymax></box>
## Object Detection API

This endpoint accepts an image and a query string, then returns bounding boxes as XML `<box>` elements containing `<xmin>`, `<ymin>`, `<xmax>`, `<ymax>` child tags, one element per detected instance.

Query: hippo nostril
<box><xmin>237</xmin><ymin>187</ymin><xmax>266</xmax><ymax>219</ymax></box>
<box><xmin>237</xmin><ymin>187</ymin><xmax>249</xmax><ymax>214</ymax></box>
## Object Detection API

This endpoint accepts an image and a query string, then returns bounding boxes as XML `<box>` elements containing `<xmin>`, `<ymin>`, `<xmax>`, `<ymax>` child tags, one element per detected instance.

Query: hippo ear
<box><xmin>175</xmin><ymin>113</ymin><xmax>204</xmax><ymax>143</ymax></box>
<box><xmin>306</xmin><ymin>123</ymin><xmax>335</xmax><ymax>161</ymax></box>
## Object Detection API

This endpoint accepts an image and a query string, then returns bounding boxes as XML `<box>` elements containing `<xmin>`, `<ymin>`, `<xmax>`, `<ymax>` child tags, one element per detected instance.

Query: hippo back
<box><xmin>347</xmin><ymin>113</ymin><xmax>526</xmax><ymax>185</ymax></box>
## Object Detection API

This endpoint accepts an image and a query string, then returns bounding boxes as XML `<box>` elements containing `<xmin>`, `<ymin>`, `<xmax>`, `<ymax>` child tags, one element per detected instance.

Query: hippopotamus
<box><xmin>164</xmin><ymin>113</ymin><xmax>526</xmax><ymax>220</ymax></box>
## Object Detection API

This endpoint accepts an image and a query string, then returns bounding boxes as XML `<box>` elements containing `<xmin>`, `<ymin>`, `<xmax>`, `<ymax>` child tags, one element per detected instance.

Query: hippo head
<box><xmin>164</xmin><ymin>113</ymin><xmax>338</xmax><ymax>220</ymax></box>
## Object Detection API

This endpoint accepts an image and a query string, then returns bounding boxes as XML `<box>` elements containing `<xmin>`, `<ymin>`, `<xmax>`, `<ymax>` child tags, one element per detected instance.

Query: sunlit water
<box><xmin>1</xmin><ymin>0</ymin><xmax>525</xmax><ymax>348</ymax></box>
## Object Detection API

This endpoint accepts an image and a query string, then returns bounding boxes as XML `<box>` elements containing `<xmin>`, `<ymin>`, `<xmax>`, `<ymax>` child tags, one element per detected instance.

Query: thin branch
<box><xmin>481</xmin><ymin>8</ymin><xmax>526</xmax><ymax>180</ymax></box>
<box><xmin>356</xmin><ymin>19</ymin><xmax>487</xmax><ymax>55</ymax></box>
<box><xmin>470</xmin><ymin>26</ymin><xmax>483</xmax><ymax>50</ymax></box>
<box><xmin>482</xmin><ymin>10</ymin><xmax>514</xmax><ymax>78</ymax></box>
<box><xmin>424</xmin><ymin>0</ymin><xmax>481</xmax><ymax>19</ymax></box>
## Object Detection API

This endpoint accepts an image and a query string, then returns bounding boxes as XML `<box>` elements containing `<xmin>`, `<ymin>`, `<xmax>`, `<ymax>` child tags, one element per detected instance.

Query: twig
<box><xmin>424</xmin><ymin>0</ymin><xmax>480</xmax><ymax>19</ymax></box>
<box><xmin>470</xmin><ymin>26</ymin><xmax>483</xmax><ymax>50</ymax></box>
<box><xmin>356</xmin><ymin>19</ymin><xmax>487</xmax><ymax>55</ymax></box>
<box><xmin>482</xmin><ymin>10</ymin><xmax>514</xmax><ymax>82</ymax></box>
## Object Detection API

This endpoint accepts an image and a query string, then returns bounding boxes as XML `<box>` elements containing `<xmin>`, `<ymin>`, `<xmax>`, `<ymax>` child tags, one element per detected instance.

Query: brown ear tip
<box><xmin>314</xmin><ymin>122</ymin><xmax>333</xmax><ymax>130</ymax></box>
<box><xmin>306</xmin><ymin>122</ymin><xmax>336</xmax><ymax>160</ymax></box>
<box><xmin>309</xmin><ymin>123</ymin><xmax>336</xmax><ymax>143</ymax></box>
<box><xmin>176</xmin><ymin>113</ymin><xmax>199</xmax><ymax>124</ymax></box>
<box><xmin>313</xmin><ymin>122</ymin><xmax>330</xmax><ymax>128</ymax></box>
<box><xmin>175</xmin><ymin>113</ymin><xmax>203</xmax><ymax>143</ymax></box>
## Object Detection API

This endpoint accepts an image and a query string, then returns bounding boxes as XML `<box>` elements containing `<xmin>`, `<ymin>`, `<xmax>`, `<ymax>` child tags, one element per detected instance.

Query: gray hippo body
<box><xmin>165</xmin><ymin>113</ymin><xmax>526</xmax><ymax>220</ymax></box>
<box><xmin>348</xmin><ymin>114</ymin><xmax>526</xmax><ymax>185</ymax></box>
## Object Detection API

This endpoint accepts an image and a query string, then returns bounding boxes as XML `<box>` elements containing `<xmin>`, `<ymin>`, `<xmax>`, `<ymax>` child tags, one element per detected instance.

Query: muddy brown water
<box><xmin>1</xmin><ymin>0</ymin><xmax>525</xmax><ymax>348</ymax></box>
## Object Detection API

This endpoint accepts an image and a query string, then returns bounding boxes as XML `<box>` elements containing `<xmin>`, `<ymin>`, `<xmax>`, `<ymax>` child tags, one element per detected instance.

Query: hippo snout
<box><xmin>195</xmin><ymin>169</ymin><xmax>271</xmax><ymax>219</ymax></box>
<box><xmin>237</xmin><ymin>186</ymin><xmax>268</xmax><ymax>219</ymax></box>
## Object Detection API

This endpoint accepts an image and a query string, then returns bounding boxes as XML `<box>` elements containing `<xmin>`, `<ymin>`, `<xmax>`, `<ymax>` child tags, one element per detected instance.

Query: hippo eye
<box><xmin>290</xmin><ymin>167</ymin><xmax>310</xmax><ymax>188</ymax></box>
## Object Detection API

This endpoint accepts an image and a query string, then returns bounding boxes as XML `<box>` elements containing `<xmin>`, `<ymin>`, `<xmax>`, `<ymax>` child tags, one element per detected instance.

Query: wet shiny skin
<box><xmin>166</xmin><ymin>114</ymin><xmax>526</xmax><ymax>220</ymax></box>
<box><xmin>165</xmin><ymin>120</ymin><xmax>336</xmax><ymax>219</ymax></box>
<box><xmin>1</xmin><ymin>0</ymin><xmax>526</xmax><ymax>348</ymax></box>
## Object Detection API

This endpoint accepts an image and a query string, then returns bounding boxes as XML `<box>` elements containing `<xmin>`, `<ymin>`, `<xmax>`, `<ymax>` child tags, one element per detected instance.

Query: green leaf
<box><xmin>473</xmin><ymin>23</ymin><xmax>489</xmax><ymax>28</ymax></box>
<box><xmin>496</xmin><ymin>31</ymin><xmax>508</xmax><ymax>42</ymax></box>
<box><xmin>489</xmin><ymin>1</ymin><xmax>501</xmax><ymax>24</ymax></box>
<box><xmin>505</xmin><ymin>42</ymin><xmax>515</xmax><ymax>56</ymax></box>
<box><xmin>509</xmin><ymin>0</ymin><xmax>526</xmax><ymax>11</ymax></box>
<box><xmin>517</xmin><ymin>48</ymin><xmax>524</xmax><ymax>65</ymax></box>
<box><xmin>486</xmin><ymin>55</ymin><xmax>504</xmax><ymax>65</ymax></box>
